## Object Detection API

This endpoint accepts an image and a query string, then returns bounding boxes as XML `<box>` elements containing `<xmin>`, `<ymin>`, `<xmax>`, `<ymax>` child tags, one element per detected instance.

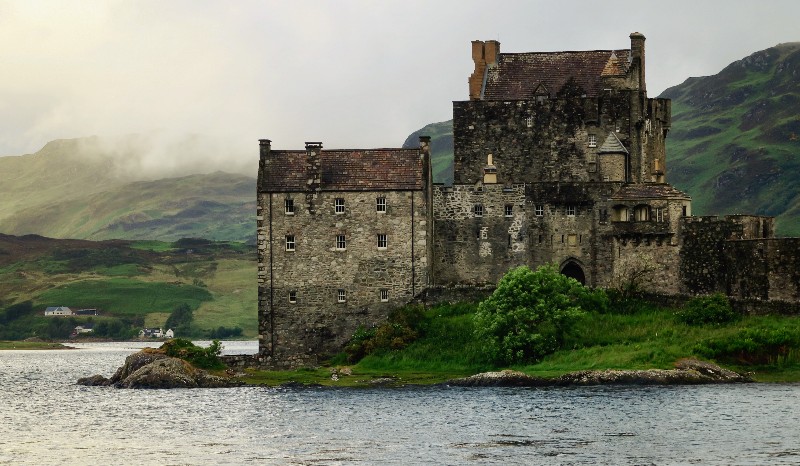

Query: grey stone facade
<box><xmin>257</xmin><ymin>32</ymin><xmax>800</xmax><ymax>367</ymax></box>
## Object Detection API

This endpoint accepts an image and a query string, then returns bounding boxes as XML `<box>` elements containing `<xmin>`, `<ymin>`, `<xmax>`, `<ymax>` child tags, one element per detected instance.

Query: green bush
<box><xmin>343</xmin><ymin>305</ymin><xmax>425</xmax><ymax>363</ymax></box>
<box><xmin>695</xmin><ymin>327</ymin><xmax>800</xmax><ymax>365</ymax></box>
<box><xmin>474</xmin><ymin>264</ymin><xmax>605</xmax><ymax>365</ymax></box>
<box><xmin>678</xmin><ymin>293</ymin><xmax>739</xmax><ymax>325</ymax></box>
<box><xmin>161</xmin><ymin>338</ymin><xmax>224</xmax><ymax>370</ymax></box>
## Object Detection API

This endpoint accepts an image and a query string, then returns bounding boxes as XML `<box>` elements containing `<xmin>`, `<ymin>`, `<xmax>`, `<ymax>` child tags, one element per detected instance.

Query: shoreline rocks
<box><xmin>445</xmin><ymin>359</ymin><xmax>753</xmax><ymax>387</ymax></box>
<box><xmin>78</xmin><ymin>348</ymin><xmax>243</xmax><ymax>389</ymax></box>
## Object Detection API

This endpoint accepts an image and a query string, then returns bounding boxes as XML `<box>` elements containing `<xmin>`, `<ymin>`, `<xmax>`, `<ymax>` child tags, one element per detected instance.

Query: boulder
<box><xmin>445</xmin><ymin>359</ymin><xmax>753</xmax><ymax>387</ymax></box>
<box><xmin>77</xmin><ymin>348</ymin><xmax>243</xmax><ymax>389</ymax></box>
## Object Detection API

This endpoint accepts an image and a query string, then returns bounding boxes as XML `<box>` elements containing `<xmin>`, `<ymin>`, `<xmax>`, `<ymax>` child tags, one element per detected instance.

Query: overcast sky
<box><xmin>1</xmin><ymin>0</ymin><xmax>798</xmax><ymax>173</ymax></box>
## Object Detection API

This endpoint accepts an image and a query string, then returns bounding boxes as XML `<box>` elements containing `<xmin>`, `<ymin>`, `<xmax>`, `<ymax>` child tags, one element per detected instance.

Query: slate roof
<box><xmin>260</xmin><ymin>148</ymin><xmax>425</xmax><ymax>192</ymax></box>
<box><xmin>610</xmin><ymin>184</ymin><xmax>691</xmax><ymax>201</ymax></box>
<box><xmin>483</xmin><ymin>49</ymin><xmax>630</xmax><ymax>100</ymax></box>
<box><xmin>598</xmin><ymin>133</ymin><xmax>629</xmax><ymax>154</ymax></box>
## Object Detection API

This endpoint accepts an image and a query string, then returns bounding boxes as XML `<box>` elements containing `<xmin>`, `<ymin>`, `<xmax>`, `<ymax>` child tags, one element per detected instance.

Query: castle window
<box><xmin>588</xmin><ymin>134</ymin><xmax>597</xmax><ymax>148</ymax></box>
<box><xmin>336</xmin><ymin>234</ymin><xmax>346</xmax><ymax>250</ymax></box>
<box><xmin>504</xmin><ymin>205</ymin><xmax>513</xmax><ymax>217</ymax></box>
<box><xmin>600</xmin><ymin>209</ymin><xmax>608</xmax><ymax>222</ymax></box>
<box><xmin>634</xmin><ymin>205</ymin><xmax>650</xmax><ymax>222</ymax></box>
<box><xmin>284</xmin><ymin>199</ymin><xmax>295</xmax><ymax>215</ymax></box>
<box><xmin>525</xmin><ymin>116</ymin><xmax>533</xmax><ymax>128</ymax></box>
<box><xmin>376</xmin><ymin>197</ymin><xmax>387</xmax><ymax>213</ymax></box>
<box><xmin>380</xmin><ymin>289</ymin><xmax>389</xmax><ymax>302</ymax></box>
<box><xmin>289</xmin><ymin>291</ymin><xmax>297</xmax><ymax>304</ymax></box>
<box><xmin>535</xmin><ymin>205</ymin><xmax>544</xmax><ymax>217</ymax></box>
<box><xmin>337</xmin><ymin>289</ymin><xmax>346</xmax><ymax>303</ymax></box>
<box><xmin>566</xmin><ymin>206</ymin><xmax>576</xmax><ymax>216</ymax></box>
<box><xmin>682</xmin><ymin>206</ymin><xmax>688</xmax><ymax>217</ymax></box>
<box><xmin>377</xmin><ymin>233</ymin><xmax>387</xmax><ymax>249</ymax></box>
<box><xmin>285</xmin><ymin>235</ymin><xmax>295</xmax><ymax>252</ymax></box>
<box><xmin>335</xmin><ymin>198</ymin><xmax>345</xmax><ymax>214</ymax></box>
<box><xmin>655</xmin><ymin>208</ymin><xmax>664</xmax><ymax>222</ymax></box>
<box><xmin>474</xmin><ymin>204</ymin><xmax>484</xmax><ymax>217</ymax></box>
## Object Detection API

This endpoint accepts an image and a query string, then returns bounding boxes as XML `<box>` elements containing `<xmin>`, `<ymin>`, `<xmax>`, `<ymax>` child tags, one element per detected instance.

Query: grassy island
<box><xmin>0</xmin><ymin>341</ymin><xmax>71</xmax><ymax>350</ymax></box>
<box><xmin>239</xmin><ymin>267</ymin><xmax>800</xmax><ymax>387</ymax></box>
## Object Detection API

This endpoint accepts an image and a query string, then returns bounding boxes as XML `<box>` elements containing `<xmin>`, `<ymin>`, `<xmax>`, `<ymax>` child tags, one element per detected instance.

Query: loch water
<box><xmin>1</xmin><ymin>341</ymin><xmax>798</xmax><ymax>465</ymax></box>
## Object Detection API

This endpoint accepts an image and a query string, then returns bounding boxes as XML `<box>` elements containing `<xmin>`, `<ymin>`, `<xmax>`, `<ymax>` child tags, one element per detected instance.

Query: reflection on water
<box><xmin>1</xmin><ymin>341</ymin><xmax>798</xmax><ymax>465</ymax></box>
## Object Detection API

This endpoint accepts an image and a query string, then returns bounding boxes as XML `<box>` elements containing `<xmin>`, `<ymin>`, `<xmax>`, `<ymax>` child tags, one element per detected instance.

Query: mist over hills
<box><xmin>2</xmin><ymin>43</ymin><xmax>798</xmax><ymax>242</ymax></box>
<box><xmin>0</xmin><ymin>137</ymin><xmax>256</xmax><ymax>242</ymax></box>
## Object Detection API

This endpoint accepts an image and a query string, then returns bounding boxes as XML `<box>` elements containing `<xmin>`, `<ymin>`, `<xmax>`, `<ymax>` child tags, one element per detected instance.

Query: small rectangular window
<box><xmin>566</xmin><ymin>206</ymin><xmax>576</xmax><ymax>216</ymax></box>
<box><xmin>336</xmin><ymin>234</ymin><xmax>346</xmax><ymax>250</ymax></box>
<box><xmin>335</xmin><ymin>198</ymin><xmax>345</xmax><ymax>214</ymax></box>
<box><xmin>474</xmin><ymin>204</ymin><xmax>484</xmax><ymax>217</ymax></box>
<box><xmin>285</xmin><ymin>235</ymin><xmax>295</xmax><ymax>252</ymax></box>
<box><xmin>504</xmin><ymin>205</ymin><xmax>513</xmax><ymax>217</ymax></box>
<box><xmin>588</xmin><ymin>134</ymin><xmax>597</xmax><ymax>148</ymax></box>
<box><xmin>535</xmin><ymin>205</ymin><xmax>544</xmax><ymax>217</ymax></box>
<box><xmin>337</xmin><ymin>289</ymin><xmax>346</xmax><ymax>303</ymax></box>
<box><xmin>377</xmin><ymin>233</ymin><xmax>387</xmax><ymax>249</ymax></box>
<box><xmin>380</xmin><ymin>289</ymin><xmax>389</xmax><ymax>302</ymax></box>
<box><xmin>284</xmin><ymin>199</ymin><xmax>295</xmax><ymax>215</ymax></box>
<box><xmin>655</xmin><ymin>208</ymin><xmax>664</xmax><ymax>222</ymax></box>
<box><xmin>376</xmin><ymin>197</ymin><xmax>387</xmax><ymax>213</ymax></box>
<box><xmin>682</xmin><ymin>206</ymin><xmax>687</xmax><ymax>217</ymax></box>
<box><xmin>288</xmin><ymin>291</ymin><xmax>297</xmax><ymax>304</ymax></box>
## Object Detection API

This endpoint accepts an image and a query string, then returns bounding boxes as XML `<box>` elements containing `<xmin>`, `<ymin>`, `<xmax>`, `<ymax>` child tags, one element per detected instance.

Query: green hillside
<box><xmin>661</xmin><ymin>42</ymin><xmax>800</xmax><ymax>235</ymax></box>
<box><xmin>402</xmin><ymin>120</ymin><xmax>454</xmax><ymax>184</ymax></box>
<box><xmin>0</xmin><ymin>137</ymin><xmax>256</xmax><ymax>242</ymax></box>
<box><xmin>0</xmin><ymin>234</ymin><xmax>256</xmax><ymax>339</ymax></box>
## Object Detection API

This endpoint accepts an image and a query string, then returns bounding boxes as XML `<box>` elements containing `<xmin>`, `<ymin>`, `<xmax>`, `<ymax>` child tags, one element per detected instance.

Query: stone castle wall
<box><xmin>258</xmin><ymin>189</ymin><xmax>430</xmax><ymax>367</ymax></box>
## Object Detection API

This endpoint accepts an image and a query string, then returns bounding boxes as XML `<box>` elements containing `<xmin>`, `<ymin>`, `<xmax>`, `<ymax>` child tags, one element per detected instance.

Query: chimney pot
<box><xmin>259</xmin><ymin>139</ymin><xmax>271</xmax><ymax>158</ymax></box>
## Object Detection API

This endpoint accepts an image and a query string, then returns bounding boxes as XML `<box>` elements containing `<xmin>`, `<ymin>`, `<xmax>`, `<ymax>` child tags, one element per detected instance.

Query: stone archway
<box><xmin>560</xmin><ymin>261</ymin><xmax>586</xmax><ymax>285</ymax></box>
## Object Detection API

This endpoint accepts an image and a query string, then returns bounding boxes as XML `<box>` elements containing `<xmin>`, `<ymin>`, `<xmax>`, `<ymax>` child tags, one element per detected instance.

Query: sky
<box><xmin>1</xmin><ymin>0</ymin><xmax>799</xmax><ymax>174</ymax></box>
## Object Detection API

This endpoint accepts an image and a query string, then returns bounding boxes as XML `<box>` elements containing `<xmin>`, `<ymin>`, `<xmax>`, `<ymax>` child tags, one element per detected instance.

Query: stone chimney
<box><xmin>259</xmin><ymin>139</ymin><xmax>271</xmax><ymax>158</ymax></box>
<box><xmin>469</xmin><ymin>40</ymin><xmax>500</xmax><ymax>100</ymax></box>
<box><xmin>630</xmin><ymin>32</ymin><xmax>646</xmax><ymax>92</ymax></box>
<box><xmin>483</xmin><ymin>153</ymin><xmax>497</xmax><ymax>184</ymax></box>
<box><xmin>304</xmin><ymin>142</ymin><xmax>322</xmax><ymax>213</ymax></box>
<box><xmin>419</xmin><ymin>135</ymin><xmax>431</xmax><ymax>157</ymax></box>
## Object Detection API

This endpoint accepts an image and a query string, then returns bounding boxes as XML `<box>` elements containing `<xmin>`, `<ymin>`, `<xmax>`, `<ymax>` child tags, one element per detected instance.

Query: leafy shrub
<box><xmin>165</xmin><ymin>303</ymin><xmax>194</xmax><ymax>336</ymax></box>
<box><xmin>474</xmin><ymin>264</ymin><xmax>604</xmax><ymax>365</ymax></box>
<box><xmin>161</xmin><ymin>338</ymin><xmax>224</xmax><ymax>370</ymax></box>
<box><xmin>343</xmin><ymin>305</ymin><xmax>425</xmax><ymax>363</ymax></box>
<box><xmin>695</xmin><ymin>327</ymin><xmax>800</xmax><ymax>365</ymax></box>
<box><xmin>207</xmin><ymin>326</ymin><xmax>243</xmax><ymax>339</ymax></box>
<box><xmin>0</xmin><ymin>301</ymin><xmax>33</xmax><ymax>323</ymax></box>
<box><xmin>678</xmin><ymin>293</ymin><xmax>739</xmax><ymax>325</ymax></box>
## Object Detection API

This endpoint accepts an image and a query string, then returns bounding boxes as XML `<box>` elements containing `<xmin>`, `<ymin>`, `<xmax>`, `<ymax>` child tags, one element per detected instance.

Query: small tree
<box><xmin>474</xmin><ymin>264</ymin><xmax>603</xmax><ymax>365</ymax></box>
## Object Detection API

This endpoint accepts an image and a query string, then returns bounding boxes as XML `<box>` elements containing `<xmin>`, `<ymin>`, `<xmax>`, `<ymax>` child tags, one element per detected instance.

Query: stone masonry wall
<box><xmin>725</xmin><ymin>238</ymin><xmax>800</xmax><ymax>301</ymax></box>
<box><xmin>258</xmin><ymin>189</ymin><xmax>429</xmax><ymax>367</ymax></box>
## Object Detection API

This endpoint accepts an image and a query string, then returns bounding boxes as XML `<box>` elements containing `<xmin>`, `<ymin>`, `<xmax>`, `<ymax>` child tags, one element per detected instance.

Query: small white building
<box><xmin>164</xmin><ymin>329</ymin><xmax>174</xmax><ymax>338</ymax></box>
<box><xmin>139</xmin><ymin>328</ymin><xmax>164</xmax><ymax>338</ymax></box>
<box><xmin>44</xmin><ymin>306</ymin><xmax>73</xmax><ymax>316</ymax></box>
<box><xmin>74</xmin><ymin>324</ymin><xmax>94</xmax><ymax>334</ymax></box>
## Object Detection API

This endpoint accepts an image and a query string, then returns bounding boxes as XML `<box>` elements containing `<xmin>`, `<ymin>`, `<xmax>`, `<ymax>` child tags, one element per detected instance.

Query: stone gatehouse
<box><xmin>256</xmin><ymin>33</ymin><xmax>800</xmax><ymax>367</ymax></box>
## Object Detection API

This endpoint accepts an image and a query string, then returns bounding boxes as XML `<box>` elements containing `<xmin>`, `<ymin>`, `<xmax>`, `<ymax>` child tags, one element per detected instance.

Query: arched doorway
<box><xmin>560</xmin><ymin>261</ymin><xmax>586</xmax><ymax>285</ymax></box>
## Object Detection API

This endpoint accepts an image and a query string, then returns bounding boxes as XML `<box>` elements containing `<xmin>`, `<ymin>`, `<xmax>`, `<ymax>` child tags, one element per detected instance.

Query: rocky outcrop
<box><xmin>446</xmin><ymin>359</ymin><xmax>753</xmax><ymax>387</ymax></box>
<box><xmin>78</xmin><ymin>348</ymin><xmax>243</xmax><ymax>389</ymax></box>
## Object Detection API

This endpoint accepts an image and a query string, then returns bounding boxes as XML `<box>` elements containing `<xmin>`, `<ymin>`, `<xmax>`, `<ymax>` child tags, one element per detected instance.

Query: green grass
<box><xmin>36</xmin><ymin>278</ymin><xmax>212</xmax><ymax>315</ymax></box>
<box><xmin>0</xmin><ymin>341</ymin><xmax>71</xmax><ymax>350</ymax></box>
<box><xmin>242</xmin><ymin>301</ymin><xmax>800</xmax><ymax>386</ymax></box>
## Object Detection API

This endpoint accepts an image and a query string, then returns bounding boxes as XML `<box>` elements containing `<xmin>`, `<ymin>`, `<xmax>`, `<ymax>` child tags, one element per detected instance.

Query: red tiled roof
<box><xmin>483</xmin><ymin>49</ymin><xmax>630</xmax><ymax>100</ymax></box>
<box><xmin>610</xmin><ymin>183</ymin><xmax>691</xmax><ymax>201</ymax></box>
<box><xmin>260</xmin><ymin>148</ymin><xmax>425</xmax><ymax>192</ymax></box>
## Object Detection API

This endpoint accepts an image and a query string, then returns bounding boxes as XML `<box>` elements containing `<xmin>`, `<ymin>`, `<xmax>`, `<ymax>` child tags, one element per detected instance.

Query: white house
<box><xmin>44</xmin><ymin>306</ymin><xmax>73</xmax><ymax>316</ymax></box>
<box><xmin>165</xmin><ymin>329</ymin><xmax>174</xmax><ymax>338</ymax></box>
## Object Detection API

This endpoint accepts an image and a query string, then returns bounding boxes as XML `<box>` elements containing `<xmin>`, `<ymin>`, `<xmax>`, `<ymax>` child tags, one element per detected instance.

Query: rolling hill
<box><xmin>661</xmin><ymin>42</ymin><xmax>800</xmax><ymax>235</ymax></box>
<box><xmin>0</xmin><ymin>137</ymin><xmax>256</xmax><ymax>242</ymax></box>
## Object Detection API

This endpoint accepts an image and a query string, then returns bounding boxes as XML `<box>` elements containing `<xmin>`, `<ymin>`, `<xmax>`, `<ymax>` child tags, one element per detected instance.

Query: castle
<box><xmin>257</xmin><ymin>33</ymin><xmax>800</xmax><ymax>368</ymax></box>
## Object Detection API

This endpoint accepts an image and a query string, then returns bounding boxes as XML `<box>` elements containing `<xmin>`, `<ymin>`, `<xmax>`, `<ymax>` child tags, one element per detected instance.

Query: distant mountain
<box><xmin>403</xmin><ymin>43</ymin><xmax>800</xmax><ymax>235</ymax></box>
<box><xmin>402</xmin><ymin>120</ymin><xmax>454</xmax><ymax>185</ymax></box>
<box><xmin>0</xmin><ymin>137</ymin><xmax>255</xmax><ymax>242</ymax></box>
<box><xmin>660</xmin><ymin>42</ymin><xmax>800</xmax><ymax>236</ymax></box>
